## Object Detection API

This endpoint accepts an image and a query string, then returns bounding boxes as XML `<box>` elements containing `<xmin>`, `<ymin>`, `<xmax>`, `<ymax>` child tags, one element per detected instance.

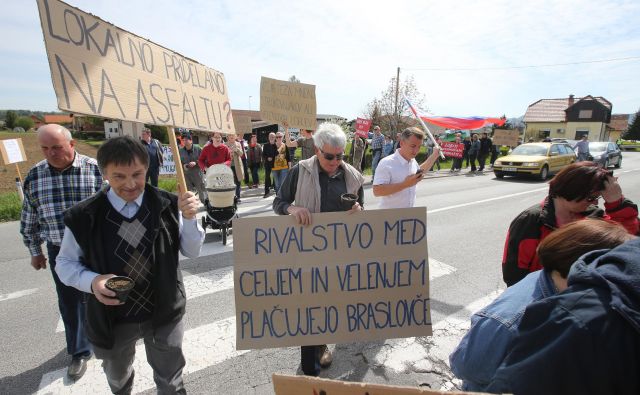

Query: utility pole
<box><xmin>394</xmin><ymin>67</ymin><xmax>400</xmax><ymax>133</ymax></box>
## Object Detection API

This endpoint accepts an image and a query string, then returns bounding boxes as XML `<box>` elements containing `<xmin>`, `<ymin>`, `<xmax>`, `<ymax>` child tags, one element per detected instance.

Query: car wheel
<box><xmin>615</xmin><ymin>157</ymin><xmax>622</xmax><ymax>168</ymax></box>
<box><xmin>539</xmin><ymin>165</ymin><xmax>549</xmax><ymax>180</ymax></box>
<box><xmin>494</xmin><ymin>171</ymin><xmax>504</xmax><ymax>179</ymax></box>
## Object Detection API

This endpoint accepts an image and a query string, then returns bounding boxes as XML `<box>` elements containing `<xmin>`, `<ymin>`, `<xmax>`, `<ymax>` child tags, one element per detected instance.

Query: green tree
<box><xmin>288</xmin><ymin>75</ymin><xmax>301</xmax><ymax>83</ymax></box>
<box><xmin>15</xmin><ymin>116</ymin><xmax>34</xmax><ymax>131</ymax></box>
<box><xmin>624</xmin><ymin>109</ymin><xmax>640</xmax><ymax>140</ymax></box>
<box><xmin>145</xmin><ymin>124</ymin><xmax>169</xmax><ymax>144</ymax></box>
<box><xmin>5</xmin><ymin>110</ymin><xmax>17</xmax><ymax>129</ymax></box>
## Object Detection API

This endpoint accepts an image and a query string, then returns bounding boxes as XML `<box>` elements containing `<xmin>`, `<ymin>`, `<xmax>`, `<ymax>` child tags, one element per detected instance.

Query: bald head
<box><xmin>37</xmin><ymin>124</ymin><xmax>76</xmax><ymax>170</ymax></box>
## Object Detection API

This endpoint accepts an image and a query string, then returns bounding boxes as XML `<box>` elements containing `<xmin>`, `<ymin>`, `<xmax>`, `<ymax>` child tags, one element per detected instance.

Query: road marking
<box><xmin>0</xmin><ymin>288</ymin><xmax>38</xmax><ymax>302</ymax></box>
<box><xmin>56</xmin><ymin>267</ymin><xmax>235</xmax><ymax>333</ymax></box>
<box><xmin>429</xmin><ymin>258</ymin><xmax>456</xmax><ymax>280</ymax></box>
<box><xmin>38</xmin><ymin>316</ymin><xmax>246</xmax><ymax>394</ymax></box>
<box><xmin>375</xmin><ymin>289</ymin><xmax>504</xmax><ymax>375</ymax></box>
<box><xmin>427</xmin><ymin>187</ymin><xmax>548</xmax><ymax>214</ymax></box>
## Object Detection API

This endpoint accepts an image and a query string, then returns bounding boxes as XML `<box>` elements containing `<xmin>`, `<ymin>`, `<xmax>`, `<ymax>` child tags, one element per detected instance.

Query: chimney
<box><xmin>568</xmin><ymin>94</ymin><xmax>575</xmax><ymax>107</ymax></box>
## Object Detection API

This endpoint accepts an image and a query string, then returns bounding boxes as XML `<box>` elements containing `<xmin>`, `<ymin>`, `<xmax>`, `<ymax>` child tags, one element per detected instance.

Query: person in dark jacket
<box><xmin>55</xmin><ymin>136</ymin><xmax>205</xmax><ymax>394</ymax></box>
<box><xmin>262</xmin><ymin>132</ymin><xmax>278</xmax><ymax>197</ymax></box>
<box><xmin>502</xmin><ymin>162</ymin><xmax>638</xmax><ymax>286</ymax></box>
<box><xmin>487</xmin><ymin>235</ymin><xmax>640</xmax><ymax>395</ymax></box>
<box><xmin>247</xmin><ymin>134</ymin><xmax>263</xmax><ymax>188</ymax></box>
<box><xmin>477</xmin><ymin>132</ymin><xmax>492</xmax><ymax>171</ymax></box>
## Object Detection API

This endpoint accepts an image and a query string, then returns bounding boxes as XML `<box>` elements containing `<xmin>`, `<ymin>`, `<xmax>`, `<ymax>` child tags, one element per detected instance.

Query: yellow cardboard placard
<box><xmin>233</xmin><ymin>208</ymin><xmax>431</xmax><ymax>350</ymax></box>
<box><xmin>36</xmin><ymin>0</ymin><xmax>234</xmax><ymax>133</ymax></box>
<box><xmin>260</xmin><ymin>76</ymin><xmax>317</xmax><ymax>130</ymax></box>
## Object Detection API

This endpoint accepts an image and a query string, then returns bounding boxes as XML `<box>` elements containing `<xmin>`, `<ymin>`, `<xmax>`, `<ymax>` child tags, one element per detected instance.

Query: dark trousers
<box><xmin>242</xmin><ymin>158</ymin><xmax>250</xmax><ymax>185</ymax></box>
<box><xmin>490</xmin><ymin>150</ymin><xmax>499</xmax><ymax>165</ymax></box>
<box><xmin>463</xmin><ymin>151</ymin><xmax>470</xmax><ymax>167</ymax></box>
<box><xmin>452</xmin><ymin>157</ymin><xmax>463</xmax><ymax>170</ymax></box>
<box><xmin>47</xmin><ymin>243</ymin><xmax>91</xmax><ymax>358</ymax></box>
<box><xmin>249</xmin><ymin>164</ymin><xmax>260</xmax><ymax>186</ymax></box>
<box><xmin>264</xmin><ymin>166</ymin><xmax>273</xmax><ymax>193</ymax></box>
<box><xmin>469</xmin><ymin>153</ymin><xmax>478</xmax><ymax>171</ymax></box>
<box><xmin>93</xmin><ymin>319</ymin><xmax>186</xmax><ymax>395</ymax></box>
<box><xmin>231</xmin><ymin>167</ymin><xmax>241</xmax><ymax>198</ymax></box>
<box><xmin>301</xmin><ymin>345</ymin><xmax>323</xmax><ymax>376</ymax></box>
<box><xmin>146</xmin><ymin>167</ymin><xmax>159</xmax><ymax>187</ymax></box>
<box><xmin>478</xmin><ymin>152</ymin><xmax>489</xmax><ymax>171</ymax></box>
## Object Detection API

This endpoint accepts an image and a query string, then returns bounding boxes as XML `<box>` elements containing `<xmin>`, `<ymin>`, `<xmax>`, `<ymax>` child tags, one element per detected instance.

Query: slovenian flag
<box><xmin>405</xmin><ymin>99</ymin><xmax>505</xmax><ymax>130</ymax></box>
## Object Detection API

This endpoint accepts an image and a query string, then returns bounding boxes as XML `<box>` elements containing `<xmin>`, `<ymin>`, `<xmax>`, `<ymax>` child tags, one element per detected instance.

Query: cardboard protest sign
<box><xmin>440</xmin><ymin>142</ymin><xmax>464</xmax><ymax>158</ymax></box>
<box><xmin>492</xmin><ymin>129</ymin><xmax>519</xmax><ymax>147</ymax></box>
<box><xmin>0</xmin><ymin>138</ymin><xmax>27</xmax><ymax>164</ymax></box>
<box><xmin>36</xmin><ymin>0</ymin><xmax>234</xmax><ymax>133</ymax></box>
<box><xmin>272</xmin><ymin>374</ymin><xmax>489</xmax><ymax>395</ymax></box>
<box><xmin>233</xmin><ymin>114</ymin><xmax>253</xmax><ymax>135</ymax></box>
<box><xmin>233</xmin><ymin>207</ymin><xmax>431</xmax><ymax>350</ymax></box>
<box><xmin>260</xmin><ymin>77</ymin><xmax>316</xmax><ymax>130</ymax></box>
<box><xmin>355</xmin><ymin>118</ymin><xmax>372</xmax><ymax>138</ymax></box>
<box><xmin>159</xmin><ymin>145</ymin><xmax>176</xmax><ymax>175</ymax></box>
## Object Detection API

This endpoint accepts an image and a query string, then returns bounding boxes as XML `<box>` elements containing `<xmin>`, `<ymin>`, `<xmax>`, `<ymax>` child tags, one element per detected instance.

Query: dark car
<box><xmin>588</xmin><ymin>142</ymin><xmax>622</xmax><ymax>168</ymax></box>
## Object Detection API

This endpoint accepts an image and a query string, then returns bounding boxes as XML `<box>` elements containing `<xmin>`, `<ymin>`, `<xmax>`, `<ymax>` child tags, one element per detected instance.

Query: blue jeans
<box><xmin>272</xmin><ymin>169</ymin><xmax>289</xmax><ymax>193</ymax></box>
<box><xmin>47</xmin><ymin>243</ymin><xmax>92</xmax><ymax>358</ymax></box>
<box><xmin>371</xmin><ymin>149</ymin><xmax>382</xmax><ymax>179</ymax></box>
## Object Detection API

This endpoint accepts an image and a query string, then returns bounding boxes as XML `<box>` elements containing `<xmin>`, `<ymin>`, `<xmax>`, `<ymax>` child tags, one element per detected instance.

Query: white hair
<box><xmin>312</xmin><ymin>123</ymin><xmax>346</xmax><ymax>150</ymax></box>
<box><xmin>37</xmin><ymin>124</ymin><xmax>72</xmax><ymax>141</ymax></box>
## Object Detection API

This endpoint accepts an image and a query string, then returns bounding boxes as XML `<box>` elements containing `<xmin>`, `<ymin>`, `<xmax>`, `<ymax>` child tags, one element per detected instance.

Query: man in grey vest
<box><xmin>273</xmin><ymin>122</ymin><xmax>364</xmax><ymax>376</ymax></box>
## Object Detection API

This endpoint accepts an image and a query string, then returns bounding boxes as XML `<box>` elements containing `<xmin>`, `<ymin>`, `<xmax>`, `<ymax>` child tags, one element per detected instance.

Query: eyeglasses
<box><xmin>585</xmin><ymin>195</ymin><xmax>600</xmax><ymax>203</ymax></box>
<box><xmin>276</xmin><ymin>136</ymin><xmax>283</xmax><ymax>139</ymax></box>
<box><xmin>319</xmin><ymin>149</ymin><xmax>344</xmax><ymax>161</ymax></box>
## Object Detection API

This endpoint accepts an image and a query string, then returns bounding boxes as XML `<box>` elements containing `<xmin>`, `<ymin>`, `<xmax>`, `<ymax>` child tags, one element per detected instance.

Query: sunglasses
<box><xmin>585</xmin><ymin>195</ymin><xmax>601</xmax><ymax>203</ymax></box>
<box><xmin>319</xmin><ymin>149</ymin><xmax>344</xmax><ymax>161</ymax></box>
<box><xmin>276</xmin><ymin>136</ymin><xmax>283</xmax><ymax>139</ymax></box>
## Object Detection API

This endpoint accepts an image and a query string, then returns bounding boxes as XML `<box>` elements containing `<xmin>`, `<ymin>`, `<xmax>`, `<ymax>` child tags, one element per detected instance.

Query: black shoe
<box><xmin>68</xmin><ymin>355</ymin><xmax>89</xmax><ymax>380</ymax></box>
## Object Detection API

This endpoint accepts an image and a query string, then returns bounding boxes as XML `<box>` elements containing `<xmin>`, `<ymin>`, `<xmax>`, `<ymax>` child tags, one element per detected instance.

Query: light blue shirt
<box><xmin>55</xmin><ymin>188</ymin><xmax>205</xmax><ymax>293</ymax></box>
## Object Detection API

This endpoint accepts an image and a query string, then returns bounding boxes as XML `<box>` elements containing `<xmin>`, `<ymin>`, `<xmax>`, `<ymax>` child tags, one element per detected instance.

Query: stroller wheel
<box><xmin>222</xmin><ymin>226</ymin><xmax>228</xmax><ymax>245</ymax></box>
<box><xmin>201</xmin><ymin>216</ymin><xmax>207</xmax><ymax>231</ymax></box>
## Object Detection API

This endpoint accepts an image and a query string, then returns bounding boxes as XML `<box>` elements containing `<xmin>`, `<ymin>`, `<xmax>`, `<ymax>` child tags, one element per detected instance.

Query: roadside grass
<box><xmin>0</xmin><ymin>192</ymin><xmax>22</xmax><ymax>222</ymax></box>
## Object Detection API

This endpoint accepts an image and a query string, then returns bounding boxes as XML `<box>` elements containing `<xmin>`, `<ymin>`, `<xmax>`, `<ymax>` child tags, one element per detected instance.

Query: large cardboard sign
<box><xmin>272</xmin><ymin>374</ymin><xmax>488</xmax><ymax>395</ymax></box>
<box><xmin>36</xmin><ymin>0</ymin><xmax>234</xmax><ymax>133</ymax></box>
<box><xmin>233</xmin><ymin>114</ymin><xmax>253</xmax><ymax>135</ymax></box>
<box><xmin>0</xmin><ymin>138</ymin><xmax>27</xmax><ymax>164</ymax></box>
<box><xmin>233</xmin><ymin>207</ymin><xmax>431</xmax><ymax>350</ymax></box>
<box><xmin>492</xmin><ymin>129</ymin><xmax>519</xmax><ymax>147</ymax></box>
<box><xmin>355</xmin><ymin>118</ymin><xmax>372</xmax><ymax>138</ymax></box>
<box><xmin>440</xmin><ymin>142</ymin><xmax>464</xmax><ymax>158</ymax></box>
<box><xmin>260</xmin><ymin>77</ymin><xmax>316</xmax><ymax>130</ymax></box>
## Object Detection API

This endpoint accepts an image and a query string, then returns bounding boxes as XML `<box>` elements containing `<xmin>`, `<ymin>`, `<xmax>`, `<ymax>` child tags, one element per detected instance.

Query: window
<box><xmin>550</xmin><ymin>145</ymin><xmax>560</xmax><ymax>155</ymax></box>
<box><xmin>579</xmin><ymin>110</ymin><xmax>593</xmax><ymax>119</ymax></box>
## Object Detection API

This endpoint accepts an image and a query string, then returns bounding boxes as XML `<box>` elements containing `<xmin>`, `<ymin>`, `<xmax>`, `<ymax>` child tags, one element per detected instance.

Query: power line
<box><xmin>403</xmin><ymin>56</ymin><xmax>640</xmax><ymax>71</ymax></box>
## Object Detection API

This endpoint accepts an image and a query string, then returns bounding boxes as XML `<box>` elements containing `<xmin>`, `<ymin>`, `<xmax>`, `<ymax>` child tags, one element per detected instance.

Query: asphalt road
<box><xmin>1</xmin><ymin>152</ymin><xmax>639</xmax><ymax>395</ymax></box>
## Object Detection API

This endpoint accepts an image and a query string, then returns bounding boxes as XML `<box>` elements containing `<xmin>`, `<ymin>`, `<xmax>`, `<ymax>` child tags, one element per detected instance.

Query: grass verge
<box><xmin>0</xmin><ymin>192</ymin><xmax>22</xmax><ymax>222</ymax></box>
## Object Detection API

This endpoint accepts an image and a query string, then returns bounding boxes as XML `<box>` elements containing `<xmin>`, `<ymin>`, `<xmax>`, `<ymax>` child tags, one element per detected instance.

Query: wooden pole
<box><xmin>15</xmin><ymin>163</ymin><xmax>22</xmax><ymax>183</ymax></box>
<box><xmin>166</xmin><ymin>126</ymin><xmax>187</xmax><ymax>194</ymax></box>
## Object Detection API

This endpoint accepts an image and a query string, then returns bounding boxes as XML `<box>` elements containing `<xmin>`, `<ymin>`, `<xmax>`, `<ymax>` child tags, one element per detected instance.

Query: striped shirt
<box><xmin>371</xmin><ymin>133</ymin><xmax>385</xmax><ymax>150</ymax></box>
<box><xmin>20</xmin><ymin>153</ymin><xmax>103</xmax><ymax>256</ymax></box>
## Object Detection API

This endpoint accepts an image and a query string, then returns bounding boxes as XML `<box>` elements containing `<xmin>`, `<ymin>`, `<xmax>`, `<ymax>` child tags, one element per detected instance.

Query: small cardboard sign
<box><xmin>355</xmin><ymin>118</ymin><xmax>372</xmax><ymax>138</ymax></box>
<box><xmin>260</xmin><ymin>76</ymin><xmax>317</xmax><ymax>130</ymax></box>
<box><xmin>492</xmin><ymin>129</ymin><xmax>519</xmax><ymax>147</ymax></box>
<box><xmin>233</xmin><ymin>207</ymin><xmax>431</xmax><ymax>350</ymax></box>
<box><xmin>0</xmin><ymin>138</ymin><xmax>27</xmax><ymax>164</ymax></box>
<box><xmin>233</xmin><ymin>114</ymin><xmax>253</xmax><ymax>135</ymax></box>
<box><xmin>36</xmin><ymin>0</ymin><xmax>234</xmax><ymax>133</ymax></box>
<box><xmin>159</xmin><ymin>145</ymin><xmax>176</xmax><ymax>175</ymax></box>
<box><xmin>272</xmin><ymin>374</ymin><xmax>490</xmax><ymax>395</ymax></box>
<box><xmin>440</xmin><ymin>142</ymin><xmax>464</xmax><ymax>158</ymax></box>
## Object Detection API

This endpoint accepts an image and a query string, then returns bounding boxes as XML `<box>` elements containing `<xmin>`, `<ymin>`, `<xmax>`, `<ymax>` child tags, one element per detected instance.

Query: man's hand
<box><xmin>91</xmin><ymin>274</ymin><xmax>122</xmax><ymax>306</ymax></box>
<box><xmin>31</xmin><ymin>255</ymin><xmax>47</xmax><ymax>270</ymax></box>
<box><xmin>267</xmin><ymin>157</ymin><xmax>273</xmax><ymax>162</ymax></box>
<box><xmin>346</xmin><ymin>202</ymin><xmax>363</xmax><ymax>214</ymax></box>
<box><xmin>404</xmin><ymin>173</ymin><xmax>423</xmax><ymax>188</ymax></box>
<box><xmin>602</xmin><ymin>176</ymin><xmax>623</xmax><ymax>203</ymax></box>
<box><xmin>287</xmin><ymin>205</ymin><xmax>312</xmax><ymax>225</ymax></box>
<box><xmin>178</xmin><ymin>188</ymin><xmax>199</xmax><ymax>220</ymax></box>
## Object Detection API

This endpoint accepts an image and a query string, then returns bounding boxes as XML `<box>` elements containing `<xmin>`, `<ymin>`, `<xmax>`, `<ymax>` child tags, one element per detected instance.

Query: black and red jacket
<box><xmin>502</xmin><ymin>196</ymin><xmax>639</xmax><ymax>286</ymax></box>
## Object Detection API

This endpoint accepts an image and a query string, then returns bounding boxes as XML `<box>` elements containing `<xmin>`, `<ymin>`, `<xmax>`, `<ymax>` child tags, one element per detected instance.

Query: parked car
<box><xmin>493</xmin><ymin>142</ymin><xmax>576</xmax><ymax>180</ymax></box>
<box><xmin>588</xmin><ymin>141</ymin><xmax>622</xmax><ymax>168</ymax></box>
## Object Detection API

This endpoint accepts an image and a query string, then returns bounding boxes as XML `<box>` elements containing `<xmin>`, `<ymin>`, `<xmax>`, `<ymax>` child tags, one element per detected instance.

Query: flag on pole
<box><xmin>404</xmin><ymin>99</ymin><xmax>505</xmax><ymax>130</ymax></box>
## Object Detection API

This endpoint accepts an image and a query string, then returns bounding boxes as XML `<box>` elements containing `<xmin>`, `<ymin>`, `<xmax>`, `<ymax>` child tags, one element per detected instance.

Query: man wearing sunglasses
<box><xmin>273</xmin><ymin>122</ymin><xmax>364</xmax><ymax>376</ymax></box>
<box><xmin>373</xmin><ymin>127</ymin><xmax>441</xmax><ymax>209</ymax></box>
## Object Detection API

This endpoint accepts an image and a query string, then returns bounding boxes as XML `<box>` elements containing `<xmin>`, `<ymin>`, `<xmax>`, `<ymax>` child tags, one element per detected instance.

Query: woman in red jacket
<box><xmin>502</xmin><ymin>162</ymin><xmax>638</xmax><ymax>286</ymax></box>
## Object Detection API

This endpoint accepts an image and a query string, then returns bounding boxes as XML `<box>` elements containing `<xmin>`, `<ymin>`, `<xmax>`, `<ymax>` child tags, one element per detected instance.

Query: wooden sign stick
<box><xmin>166</xmin><ymin>126</ymin><xmax>187</xmax><ymax>194</ymax></box>
<box><xmin>15</xmin><ymin>163</ymin><xmax>22</xmax><ymax>183</ymax></box>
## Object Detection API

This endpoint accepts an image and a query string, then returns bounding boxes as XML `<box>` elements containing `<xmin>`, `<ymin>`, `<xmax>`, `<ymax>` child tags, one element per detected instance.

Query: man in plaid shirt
<box><xmin>370</xmin><ymin>125</ymin><xmax>385</xmax><ymax>181</ymax></box>
<box><xmin>20</xmin><ymin>124</ymin><xmax>103</xmax><ymax>381</ymax></box>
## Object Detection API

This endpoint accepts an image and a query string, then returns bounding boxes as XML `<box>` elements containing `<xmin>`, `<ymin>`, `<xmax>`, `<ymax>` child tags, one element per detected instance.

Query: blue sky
<box><xmin>2</xmin><ymin>0</ymin><xmax>640</xmax><ymax>120</ymax></box>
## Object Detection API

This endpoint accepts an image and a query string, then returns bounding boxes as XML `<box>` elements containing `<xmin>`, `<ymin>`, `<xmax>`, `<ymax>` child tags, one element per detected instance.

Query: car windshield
<box><xmin>589</xmin><ymin>142</ymin><xmax>608</xmax><ymax>152</ymax></box>
<box><xmin>511</xmin><ymin>145</ymin><xmax>548</xmax><ymax>156</ymax></box>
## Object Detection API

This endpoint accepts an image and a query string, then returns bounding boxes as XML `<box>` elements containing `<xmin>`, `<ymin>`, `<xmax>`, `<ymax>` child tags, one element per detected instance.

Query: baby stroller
<box><xmin>200</xmin><ymin>164</ymin><xmax>238</xmax><ymax>245</ymax></box>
